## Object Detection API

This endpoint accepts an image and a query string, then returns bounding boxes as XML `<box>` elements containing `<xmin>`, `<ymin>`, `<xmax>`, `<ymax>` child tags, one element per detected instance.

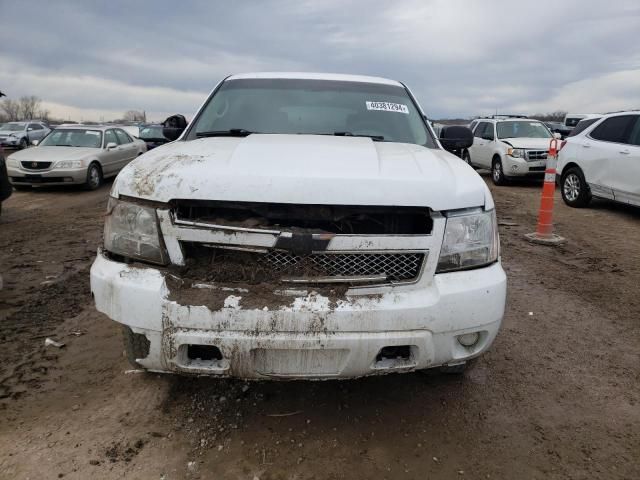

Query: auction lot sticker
<box><xmin>366</xmin><ymin>101</ymin><xmax>409</xmax><ymax>114</ymax></box>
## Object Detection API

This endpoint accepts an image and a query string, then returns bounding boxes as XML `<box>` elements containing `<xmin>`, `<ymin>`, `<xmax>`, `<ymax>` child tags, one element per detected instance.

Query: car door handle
<box><xmin>619</xmin><ymin>150</ymin><xmax>630</xmax><ymax>155</ymax></box>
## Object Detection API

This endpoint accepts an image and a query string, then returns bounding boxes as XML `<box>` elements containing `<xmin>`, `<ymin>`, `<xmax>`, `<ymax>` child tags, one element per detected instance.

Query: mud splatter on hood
<box><xmin>112</xmin><ymin>134</ymin><xmax>487</xmax><ymax>210</ymax></box>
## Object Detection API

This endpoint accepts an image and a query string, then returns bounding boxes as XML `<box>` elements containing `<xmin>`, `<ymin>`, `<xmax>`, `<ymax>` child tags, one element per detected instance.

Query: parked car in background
<box><xmin>0</xmin><ymin>147</ymin><xmax>12</xmax><ymax>216</ymax></box>
<box><xmin>463</xmin><ymin>116</ymin><xmax>553</xmax><ymax>185</ymax></box>
<box><xmin>0</xmin><ymin>121</ymin><xmax>50</xmax><ymax>149</ymax></box>
<box><xmin>544</xmin><ymin>121</ymin><xmax>572</xmax><ymax>138</ymax></box>
<box><xmin>558</xmin><ymin>111</ymin><xmax>640</xmax><ymax>208</ymax></box>
<box><xmin>138</xmin><ymin>124</ymin><xmax>170</xmax><ymax>150</ymax></box>
<box><xmin>563</xmin><ymin>113</ymin><xmax>598</xmax><ymax>130</ymax></box>
<box><xmin>565</xmin><ymin>116</ymin><xmax>602</xmax><ymax>138</ymax></box>
<box><xmin>91</xmin><ymin>72</ymin><xmax>505</xmax><ymax>380</ymax></box>
<box><xmin>6</xmin><ymin>125</ymin><xmax>146</xmax><ymax>190</ymax></box>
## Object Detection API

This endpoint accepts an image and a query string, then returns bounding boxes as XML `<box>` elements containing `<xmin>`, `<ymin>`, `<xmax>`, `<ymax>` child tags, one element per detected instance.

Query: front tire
<box><xmin>122</xmin><ymin>326</ymin><xmax>150</xmax><ymax>368</ymax></box>
<box><xmin>19</xmin><ymin>138</ymin><xmax>28</xmax><ymax>149</ymax></box>
<box><xmin>84</xmin><ymin>163</ymin><xmax>102</xmax><ymax>190</ymax></box>
<box><xmin>491</xmin><ymin>157</ymin><xmax>508</xmax><ymax>186</ymax></box>
<box><xmin>561</xmin><ymin>167</ymin><xmax>591</xmax><ymax>207</ymax></box>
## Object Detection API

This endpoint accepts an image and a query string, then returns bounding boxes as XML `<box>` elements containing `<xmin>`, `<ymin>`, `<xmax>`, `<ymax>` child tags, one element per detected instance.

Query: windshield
<box><xmin>188</xmin><ymin>78</ymin><xmax>435</xmax><ymax>147</ymax></box>
<box><xmin>40</xmin><ymin>129</ymin><xmax>103</xmax><ymax>148</ymax></box>
<box><xmin>139</xmin><ymin>126</ymin><xmax>166</xmax><ymax>140</ymax></box>
<box><xmin>497</xmin><ymin>121</ymin><xmax>551</xmax><ymax>139</ymax></box>
<box><xmin>0</xmin><ymin>124</ymin><xmax>25</xmax><ymax>132</ymax></box>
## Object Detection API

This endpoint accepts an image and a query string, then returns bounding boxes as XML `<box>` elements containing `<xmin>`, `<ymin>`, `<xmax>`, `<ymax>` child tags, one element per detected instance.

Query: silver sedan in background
<box><xmin>6</xmin><ymin>125</ymin><xmax>146</xmax><ymax>190</ymax></box>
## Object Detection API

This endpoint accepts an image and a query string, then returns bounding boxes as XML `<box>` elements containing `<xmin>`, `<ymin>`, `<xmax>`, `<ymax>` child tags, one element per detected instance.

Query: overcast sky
<box><xmin>1</xmin><ymin>0</ymin><xmax>639</xmax><ymax>121</ymax></box>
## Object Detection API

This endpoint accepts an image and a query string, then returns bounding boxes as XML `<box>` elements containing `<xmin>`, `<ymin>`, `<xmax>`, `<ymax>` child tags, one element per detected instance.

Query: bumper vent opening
<box><xmin>187</xmin><ymin>344</ymin><xmax>223</xmax><ymax>361</ymax></box>
<box><xmin>373</xmin><ymin>345</ymin><xmax>417</xmax><ymax>370</ymax></box>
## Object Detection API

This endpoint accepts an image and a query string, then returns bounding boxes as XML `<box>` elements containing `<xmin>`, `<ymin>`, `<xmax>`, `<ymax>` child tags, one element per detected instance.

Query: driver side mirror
<box><xmin>553</xmin><ymin>132</ymin><xmax>562</xmax><ymax>139</ymax></box>
<box><xmin>162</xmin><ymin>114</ymin><xmax>188</xmax><ymax>141</ymax></box>
<box><xmin>106</xmin><ymin>142</ymin><xmax>118</xmax><ymax>150</ymax></box>
<box><xmin>162</xmin><ymin>127</ymin><xmax>185</xmax><ymax>141</ymax></box>
<box><xmin>439</xmin><ymin>126</ymin><xmax>474</xmax><ymax>152</ymax></box>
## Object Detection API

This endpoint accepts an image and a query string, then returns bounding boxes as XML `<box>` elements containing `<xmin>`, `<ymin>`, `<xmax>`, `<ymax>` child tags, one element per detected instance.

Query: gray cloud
<box><xmin>1</xmin><ymin>0</ymin><xmax>639</xmax><ymax>120</ymax></box>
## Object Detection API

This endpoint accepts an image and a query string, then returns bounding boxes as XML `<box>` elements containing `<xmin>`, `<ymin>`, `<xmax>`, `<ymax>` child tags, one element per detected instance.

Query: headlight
<box><xmin>54</xmin><ymin>160</ymin><xmax>83</xmax><ymax>169</ymax></box>
<box><xmin>7</xmin><ymin>158</ymin><xmax>19</xmax><ymax>168</ymax></box>
<box><xmin>507</xmin><ymin>148</ymin><xmax>526</xmax><ymax>158</ymax></box>
<box><xmin>104</xmin><ymin>197</ymin><xmax>166</xmax><ymax>264</ymax></box>
<box><xmin>436</xmin><ymin>209</ymin><xmax>499</xmax><ymax>273</ymax></box>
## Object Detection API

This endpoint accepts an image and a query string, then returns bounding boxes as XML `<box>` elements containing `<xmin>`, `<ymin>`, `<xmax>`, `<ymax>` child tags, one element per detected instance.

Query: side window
<box><xmin>104</xmin><ymin>129</ymin><xmax>118</xmax><ymax>146</ymax></box>
<box><xmin>627</xmin><ymin>116</ymin><xmax>640</xmax><ymax>146</ymax></box>
<box><xmin>483</xmin><ymin>123</ymin><xmax>495</xmax><ymax>140</ymax></box>
<box><xmin>115</xmin><ymin>129</ymin><xmax>132</xmax><ymax>144</ymax></box>
<box><xmin>474</xmin><ymin>122</ymin><xmax>486</xmax><ymax>138</ymax></box>
<box><xmin>567</xmin><ymin>118</ymin><xmax>600</xmax><ymax>137</ymax></box>
<box><xmin>590</xmin><ymin>115</ymin><xmax>636</xmax><ymax>144</ymax></box>
<box><xmin>28</xmin><ymin>123</ymin><xmax>43</xmax><ymax>130</ymax></box>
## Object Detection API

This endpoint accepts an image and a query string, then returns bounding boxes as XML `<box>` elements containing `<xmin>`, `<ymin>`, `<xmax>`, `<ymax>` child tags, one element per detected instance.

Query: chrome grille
<box><xmin>258</xmin><ymin>251</ymin><xmax>425</xmax><ymax>282</ymax></box>
<box><xmin>526</xmin><ymin>150</ymin><xmax>547</xmax><ymax>162</ymax></box>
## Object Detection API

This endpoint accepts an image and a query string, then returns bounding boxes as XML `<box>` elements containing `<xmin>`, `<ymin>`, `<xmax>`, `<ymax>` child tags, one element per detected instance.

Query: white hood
<box><xmin>113</xmin><ymin>135</ymin><xmax>487</xmax><ymax>211</ymax></box>
<box><xmin>499</xmin><ymin>137</ymin><xmax>552</xmax><ymax>150</ymax></box>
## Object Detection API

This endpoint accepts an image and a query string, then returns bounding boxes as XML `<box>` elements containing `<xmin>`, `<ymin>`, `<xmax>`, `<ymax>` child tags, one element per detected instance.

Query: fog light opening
<box><xmin>457</xmin><ymin>332</ymin><xmax>480</xmax><ymax>348</ymax></box>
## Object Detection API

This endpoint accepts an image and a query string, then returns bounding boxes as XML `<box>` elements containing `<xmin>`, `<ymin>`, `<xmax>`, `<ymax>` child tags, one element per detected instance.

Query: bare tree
<box><xmin>19</xmin><ymin>96</ymin><xmax>42</xmax><ymax>120</ymax></box>
<box><xmin>123</xmin><ymin>110</ymin><xmax>145</xmax><ymax>122</ymax></box>
<box><xmin>1</xmin><ymin>99</ymin><xmax>20</xmax><ymax>121</ymax></box>
<box><xmin>39</xmin><ymin>107</ymin><xmax>50</xmax><ymax>122</ymax></box>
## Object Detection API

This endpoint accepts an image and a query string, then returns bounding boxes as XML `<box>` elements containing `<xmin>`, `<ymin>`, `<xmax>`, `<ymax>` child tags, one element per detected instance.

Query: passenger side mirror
<box><xmin>27</xmin><ymin>127</ymin><xmax>33</xmax><ymax>131</ymax></box>
<box><xmin>31</xmin><ymin>140</ymin><xmax>39</xmax><ymax>146</ymax></box>
<box><xmin>106</xmin><ymin>142</ymin><xmax>118</xmax><ymax>150</ymax></box>
<box><xmin>439</xmin><ymin>126</ymin><xmax>474</xmax><ymax>152</ymax></box>
<box><xmin>553</xmin><ymin>132</ymin><xmax>562</xmax><ymax>139</ymax></box>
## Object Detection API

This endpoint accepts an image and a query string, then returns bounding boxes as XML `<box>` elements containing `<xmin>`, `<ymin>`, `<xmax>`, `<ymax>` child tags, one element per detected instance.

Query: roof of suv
<box><xmin>226</xmin><ymin>72</ymin><xmax>403</xmax><ymax>87</ymax></box>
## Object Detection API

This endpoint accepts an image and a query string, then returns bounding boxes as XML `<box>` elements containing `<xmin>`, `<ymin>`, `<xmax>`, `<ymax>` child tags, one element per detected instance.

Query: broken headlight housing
<box><xmin>104</xmin><ymin>197</ymin><xmax>166</xmax><ymax>264</ymax></box>
<box><xmin>436</xmin><ymin>209</ymin><xmax>499</xmax><ymax>273</ymax></box>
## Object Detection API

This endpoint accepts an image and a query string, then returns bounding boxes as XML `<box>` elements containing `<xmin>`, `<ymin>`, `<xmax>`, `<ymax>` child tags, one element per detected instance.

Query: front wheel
<box><xmin>491</xmin><ymin>158</ymin><xmax>508</xmax><ymax>186</ymax></box>
<box><xmin>561</xmin><ymin>167</ymin><xmax>591</xmax><ymax>207</ymax></box>
<box><xmin>84</xmin><ymin>163</ymin><xmax>102</xmax><ymax>190</ymax></box>
<box><xmin>19</xmin><ymin>138</ymin><xmax>28</xmax><ymax>149</ymax></box>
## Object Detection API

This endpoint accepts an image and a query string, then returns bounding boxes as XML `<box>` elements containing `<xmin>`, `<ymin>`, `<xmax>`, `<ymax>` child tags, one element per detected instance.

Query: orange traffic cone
<box><xmin>524</xmin><ymin>138</ymin><xmax>566</xmax><ymax>245</ymax></box>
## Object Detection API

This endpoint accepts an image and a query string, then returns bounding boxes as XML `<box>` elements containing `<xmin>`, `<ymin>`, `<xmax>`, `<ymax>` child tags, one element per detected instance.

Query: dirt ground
<box><xmin>0</xmin><ymin>174</ymin><xmax>638</xmax><ymax>480</ymax></box>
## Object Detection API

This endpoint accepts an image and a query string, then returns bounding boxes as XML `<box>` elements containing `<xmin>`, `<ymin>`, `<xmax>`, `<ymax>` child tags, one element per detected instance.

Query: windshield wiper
<box><xmin>196</xmin><ymin>129</ymin><xmax>255</xmax><ymax>138</ymax></box>
<box><xmin>332</xmin><ymin>132</ymin><xmax>385</xmax><ymax>141</ymax></box>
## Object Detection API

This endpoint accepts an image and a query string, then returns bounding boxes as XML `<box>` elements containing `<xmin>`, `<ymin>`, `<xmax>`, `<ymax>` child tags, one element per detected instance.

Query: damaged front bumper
<box><xmin>90</xmin><ymin>250</ymin><xmax>506</xmax><ymax>379</ymax></box>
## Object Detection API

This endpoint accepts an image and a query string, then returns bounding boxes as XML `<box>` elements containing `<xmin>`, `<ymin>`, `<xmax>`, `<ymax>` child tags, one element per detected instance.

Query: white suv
<box><xmin>558</xmin><ymin>111</ymin><xmax>640</xmax><ymax>208</ymax></box>
<box><xmin>90</xmin><ymin>72</ymin><xmax>506</xmax><ymax>380</ymax></box>
<box><xmin>463</xmin><ymin>117</ymin><xmax>553</xmax><ymax>185</ymax></box>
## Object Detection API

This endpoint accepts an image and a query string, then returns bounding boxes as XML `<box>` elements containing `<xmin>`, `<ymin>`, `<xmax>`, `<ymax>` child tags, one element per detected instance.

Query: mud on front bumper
<box><xmin>90</xmin><ymin>251</ymin><xmax>506</xmax><ymax>379</ymax></box>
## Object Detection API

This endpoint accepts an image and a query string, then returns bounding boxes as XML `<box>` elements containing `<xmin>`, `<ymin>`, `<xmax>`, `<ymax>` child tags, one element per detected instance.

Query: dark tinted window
<box><xmin>568</xmin><ymin>117</ymin><xmax>601</xmax><ymax>137</ymax></box>
<box><xmin>590</xmin><ymin>115</ymin><xmax>637</xmax><ymax>143</ymax></box>
<box><xmin>482</xmin><ymin>123</ymin><xmax>495</xmax><ymax>140</ymax></box>
<box><xmin>474</xmin><ymin>122</ymin><xmax>487</xmax><ymax>138</ymax></box>
<box><xmin>627</xmin><ymin>116</ymin><xmax>640</xmax><ymax>146</ymax></box>
<box><xmin>28</xmin><ymin>123</ymin><xmax>43</xmax><ymax>130</ymax></box>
